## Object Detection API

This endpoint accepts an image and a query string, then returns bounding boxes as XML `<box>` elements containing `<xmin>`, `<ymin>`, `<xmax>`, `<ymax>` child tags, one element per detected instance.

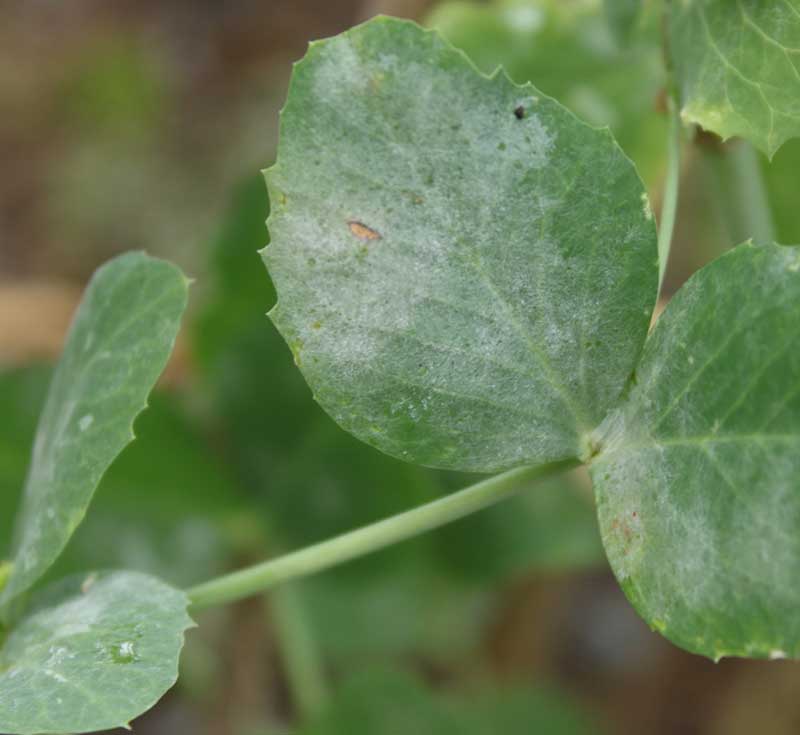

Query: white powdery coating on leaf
<box><xmin>0</xmin><ymin>572</ymin><xmax>192</xmax><ymax>735</ymax></box>
<box><xmin>593</xmin><ymin>243</ymin><xmax>800</xmax><ymax>658</ymax></box>
<box><xmin>266</xmin><ymin>18</ymin><xmax>656</xmax><ymax>471</ymax></box>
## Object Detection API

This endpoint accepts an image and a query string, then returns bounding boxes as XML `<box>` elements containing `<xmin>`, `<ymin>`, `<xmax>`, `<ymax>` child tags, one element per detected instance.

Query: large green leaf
<box><xmin>0</xmin><ymin>252</ymin><xmax>188</xmax><ymax>611</ymax></box>
<box><xmin>669</xmin><ymin>0</ymin><xmax>800</xmax><ymax>158</ymax></box>
<box><xmin>591</xmin><ymin>242</ymin><xmax>800</xmax><ymax>659</ymax></box>
<box><xmin>0</xmin><ymin>571</ymin><xmax>192</xmax><ymax>735</ymax></box>
<box><xmin>264</xmin><ymin>17</ymin><xmax>657</xmax><ymax>473</ymax></box>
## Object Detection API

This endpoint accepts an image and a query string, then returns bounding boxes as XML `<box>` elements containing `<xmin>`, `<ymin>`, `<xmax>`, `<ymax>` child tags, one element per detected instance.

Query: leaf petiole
<box><xmin>657</xmin><ymin>91</ymin><xmax>681</xmax><ymax>290</ymax></box>
<box><xmin>270</xmin><ymin>585</ymin><xmax>329</xmax><ymax>719</ymax></box>
<box><xmin>0</xmin><ymin>563</ymin><xmax>10</xmax><ymax>596</ymax></box>
<box><xmin>186</xmin><ymin>459</ymin><xmax>579</xmax><ymax>610</ymax></box>
<box><xmin>724</xmin><ymin>141</ymin><xmax>776</xmax><ymax>245</ymax></box>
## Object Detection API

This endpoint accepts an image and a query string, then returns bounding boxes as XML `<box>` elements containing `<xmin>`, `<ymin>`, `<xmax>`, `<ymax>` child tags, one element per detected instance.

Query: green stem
<box><xmin>187</xmin><ymin>460</ymin><xmax>577</xmax><ymax>610</ymax></box>
<box><xmin>726</xmin><ymin>141</ymin><xmax>775</xmax><ymax>244</ymax></box>
<box><xmin>657</xmin><ymin>94</ymin><xmax>681</xmax><ymax>290</ymax></box>
<box><xmin>270</xmin><ymin>585</ymin><xmax>329</xmax><ymax>720</ymax></box>
<box><xmin>0</xmin><ymin>562</ymin><xmax>11</xmax><ymax>595</ymax></box>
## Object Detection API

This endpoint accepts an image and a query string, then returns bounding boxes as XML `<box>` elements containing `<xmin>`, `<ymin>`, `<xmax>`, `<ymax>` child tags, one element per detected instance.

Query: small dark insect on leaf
<box><xmin>514</xmin><ymin>105</ymin><xmax>525</xmax><ymax>119</ymax></box>
<box><xmin>348</xmin><ymin>220</ymin><xmax>381</xmax><ymax>241</ymax></box>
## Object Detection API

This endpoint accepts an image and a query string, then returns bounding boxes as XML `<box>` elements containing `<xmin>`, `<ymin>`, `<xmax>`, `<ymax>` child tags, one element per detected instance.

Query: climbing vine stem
<box><xmin>657</xmin><ymin>92</ymin><xmax>681</xmax><ymax>290</ymax></box>
<box><xmin>270</xmin><ymin>585</ymin><xmax>329</xmax><ymax>719</ymax></box>
<box><xmin>726</xmin><ymin>140</ymin><xmax>776</xmax><ymax>245</ymax></box>
<box><xmin>187</xmin><ymin>459</ymin><xmax>578</xmax><ymax>610</ymax></box>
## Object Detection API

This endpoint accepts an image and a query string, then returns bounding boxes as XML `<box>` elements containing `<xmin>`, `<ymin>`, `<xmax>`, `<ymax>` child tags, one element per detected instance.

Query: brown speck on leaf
<box><xmin>81</xmin><ymin>573</ymin><xmax>98</xmax><ymax>594</ymax></box>
<box><xmin>514</xmin><ymin>105</ymin><xmax>525</xmax><ymax>119</ymax></box>
<box><xmin>348</xmin><ymin>220</ymin><xmax>381</xmax><ymax>241</ymax></box>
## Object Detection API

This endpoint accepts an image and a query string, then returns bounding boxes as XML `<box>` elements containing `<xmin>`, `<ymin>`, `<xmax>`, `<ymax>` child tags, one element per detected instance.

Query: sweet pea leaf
<box><xmin>669</xmin><ymin>0</ymin><xmax>800</xmax><ymax>158</ymax></box>
<box><xmin>264</xmin><ymin>17</ymin><xmax>657</xmax><ymax>473</ymax></box>
<box><xmin>0</xmin><ymin>252</ymin><xmax>189</xmax><ymax>611</ymax></box>
<box><xmin>0</xmin><ymin>571</ymin><xmax>192</xmax><ymax>735</ymax></box>
<box><xmin>591</xmin><ymin>242</ymin><xmax>800</xmax><ymax>660</ymax></box>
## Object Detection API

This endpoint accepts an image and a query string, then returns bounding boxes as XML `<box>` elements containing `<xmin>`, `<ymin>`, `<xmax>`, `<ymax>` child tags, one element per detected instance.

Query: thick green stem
<box><xmin>187</xmin><ymin>460</ymin><xmax>577</xmax><ymax>610</ymax></box>
<box><xmin>705</xmin><ymin>140</ymin><xmax>775</xmax><ymax>248</ymax></box>
<box><xmin>725</xmin><ymin>141</ymin><xmax>776</xmax><ymax>244</ymax></box>
<box><xmin>0</xmin><ymin>562</ymin><xmax>11</xmax><ymax>595</ymax></box>
<box><xmin>657</xmin><ymin>94</ymin><xmax>681</xmax><ymax>289</ymax></box>
<box><xmin>270</xmin><ymin>585</ymin><xmax>328</xmax><ymax>720</ymax></box>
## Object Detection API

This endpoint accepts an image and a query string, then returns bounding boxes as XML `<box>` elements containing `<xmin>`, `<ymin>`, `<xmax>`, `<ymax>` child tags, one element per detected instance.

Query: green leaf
<box><xmin>669</xmin><ymin>0</ymin><xmax>800</xmax><ymax>158</ymax></box>
<box><xmin>0</xmin><ymin>571</ymin><xmax>192</xmax><ymax>735</ymax></box>
<box><xmin>0</xmin><ymin>252</ymin><xmax>189</xmax><ymax>611</ymax></box>
<box><xmin>263</xmin><ymin>17</ymin><xmax>657</xmax><ymax>473</ymax></box>
<box><xmin>591</xmin><ymin>242</ymin><xmax>800</xmax><ymax>660</ymax></box>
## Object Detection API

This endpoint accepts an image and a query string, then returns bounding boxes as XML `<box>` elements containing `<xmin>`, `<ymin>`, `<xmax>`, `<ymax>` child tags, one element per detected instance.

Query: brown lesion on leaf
<box><xmin>403</xmin><ymin>190</ymin><xmax>425</xmax><ymax>205</ymax></box>
<box><xmin>609</xmin><ymin>511</ymin><xmax>642</xmax><ymax>557</ymax></box>
<box><xmin>369</xmin><ymin>73</ymin><xmax>385</xmax><ymax>93</ymax></box>
<box><xmin>348</xmin><ymin>220</ymin><xmax>381</xmax><ymax>241</ymax></box>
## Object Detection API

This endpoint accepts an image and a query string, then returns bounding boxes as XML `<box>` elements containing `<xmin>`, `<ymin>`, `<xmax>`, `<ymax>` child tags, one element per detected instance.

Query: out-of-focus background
<box><xmin>2</xmin><ymin>1</ymin><xmax>800</xmax><ymax>734</ymax></box>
